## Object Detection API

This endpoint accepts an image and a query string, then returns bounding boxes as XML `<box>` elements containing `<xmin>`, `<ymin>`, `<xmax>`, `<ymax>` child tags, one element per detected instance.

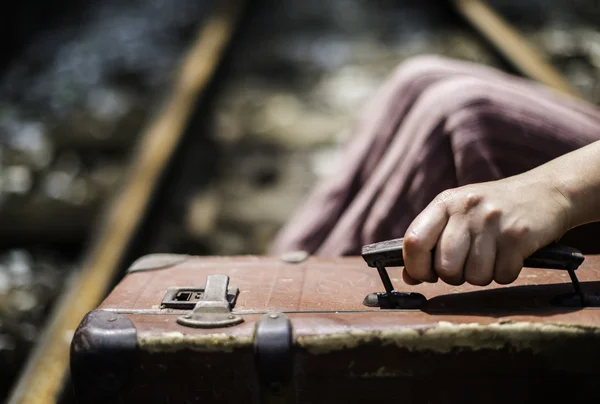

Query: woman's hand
<box><xmin>401</xmin><ymin>171</ymin><xmax>573</xmax><ymax>286</ymax></box>
<box><xmin>404</xmin><ymin>138</ymin><xmax>600</xmax><ymax>286</ymax></box>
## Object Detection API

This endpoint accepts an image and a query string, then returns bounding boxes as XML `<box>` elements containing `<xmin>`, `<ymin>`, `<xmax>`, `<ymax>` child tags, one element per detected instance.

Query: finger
<box><xmin>464</xmin><ymin>232</ymin><xmax>496</xmax><ymax>286</ymax></box>
<box><xmin>403</xmin><ymin>201</ymin><xmax>449</xmax><ymax>283</ymax></box>
<box><xmin>434</xmin><ymin>216</ymin><xmax>471</xmax><ymax>285</ymax></box>
<box><xmin>494</xmin><ymin>247</ymin><xmax>524</xmax><ymax>284</ymax></box>
<box><xmin>402</xmin><ymin>269</ymin><xmax>433</xmax><ymax>285</ymax></box>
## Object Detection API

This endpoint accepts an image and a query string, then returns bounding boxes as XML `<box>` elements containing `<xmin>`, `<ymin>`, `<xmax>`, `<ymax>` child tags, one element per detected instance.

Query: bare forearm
<box><xmin>543</xmin><ymin>140</ymin><xmax>600</xmax><ymax>229</ymax></box>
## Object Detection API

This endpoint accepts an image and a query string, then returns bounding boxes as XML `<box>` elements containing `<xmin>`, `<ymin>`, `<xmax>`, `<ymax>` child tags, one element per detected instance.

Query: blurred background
<box><xmin>0</xmin><ymin>0</ymin><xmax>599</xmax><ymax>401</ymax></box>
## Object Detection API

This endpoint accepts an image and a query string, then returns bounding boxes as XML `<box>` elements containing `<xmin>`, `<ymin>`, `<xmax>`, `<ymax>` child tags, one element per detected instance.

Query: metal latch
<box><xmin>162</xmin><ymin>281</ymin><xmax>239</xmax><ymax>310</ymax></box>
<box><xmin>361</xmin><ymin>238</ymin><xmax>427</xmax><ymax>309</ymax></box>
<box><xmin>362</xmin><ymin>238</ymin><xmax>595</xmax><ymax>309</ymax></box>
<box><xmin>166</xmin><ymin>274</ymin><xmax>243</xmax><ymax>328</ymax></box>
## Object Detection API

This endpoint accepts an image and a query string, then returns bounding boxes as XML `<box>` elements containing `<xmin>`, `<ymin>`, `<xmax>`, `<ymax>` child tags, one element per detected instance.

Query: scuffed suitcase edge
<box><xmin>70</xmin><ymin>310</ymin><xmax>137</xmax><ymax>403</ymax></box>
<box><xmin>295</xmin><ymin>319</ymin><xmax>600</xmax><ymax>375</ymax></box>
<box><xmin>296</xmin><ymin>319</ymin><xmax>600</xmax><ymax>355</ymax></box>
<box><xmin>126</xmin><ymin>253</ymin><xmax>189</xmax><ymax>273</ymax></box>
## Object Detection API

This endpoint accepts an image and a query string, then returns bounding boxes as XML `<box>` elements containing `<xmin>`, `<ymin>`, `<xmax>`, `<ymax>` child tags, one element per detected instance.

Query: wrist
<box><xmin>545</xmin><ymin>168</ymin><xmax>576</xmax><ymax>230</ymax></box>
<box><xmin>544</xmin><ymin>145</ymin><xmax>600</xmax><ymax>228</ymax></box>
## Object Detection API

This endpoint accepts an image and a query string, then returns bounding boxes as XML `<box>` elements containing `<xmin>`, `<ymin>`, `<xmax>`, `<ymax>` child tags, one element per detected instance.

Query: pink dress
<box><xmin>269</xmin><ymin>55</ymin><xmax>600</xmax><ymax>256</ymax></box>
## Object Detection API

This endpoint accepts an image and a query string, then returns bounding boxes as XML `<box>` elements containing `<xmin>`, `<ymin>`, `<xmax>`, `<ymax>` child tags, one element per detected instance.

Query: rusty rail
<box><xmin>451</xmin><ymin>0</ymin><xmax>582</xmax><ymax>99</ymax></box>
<box><xmin>5</xmin><ymin>1</ymin><xmax>247</xmax><ymax>403</ymax></box>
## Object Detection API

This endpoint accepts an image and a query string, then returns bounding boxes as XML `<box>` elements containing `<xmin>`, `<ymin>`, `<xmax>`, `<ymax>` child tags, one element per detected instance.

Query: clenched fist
<box><xmin>402</xmin><ymin>140</ymin><xmax>600</xmax><ymax>286</ymax></box>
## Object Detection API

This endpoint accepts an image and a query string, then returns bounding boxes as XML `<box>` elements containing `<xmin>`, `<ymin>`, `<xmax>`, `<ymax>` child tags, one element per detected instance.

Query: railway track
<box><xmin>4</xmin><ymin>0</ymin><xmax>597</xmax><ymax>403</ymax></box>
<box><xmin>6</xmin><ymin>1</ymin><xmax>247</xmax><ymax>402</ymax></box>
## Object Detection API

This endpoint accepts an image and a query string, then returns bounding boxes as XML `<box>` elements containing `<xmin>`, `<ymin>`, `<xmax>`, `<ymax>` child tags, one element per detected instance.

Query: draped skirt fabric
<box><xmin>269</xmin><ymin>55</ymin><xmax>600</xmax><ymax>256</ymax></box>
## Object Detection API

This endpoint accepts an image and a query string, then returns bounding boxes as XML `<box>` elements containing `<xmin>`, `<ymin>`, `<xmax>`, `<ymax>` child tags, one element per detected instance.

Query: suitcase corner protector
<box><xmin>71</xmin><ymin>310</ymin><xmax>137</xmax><ymax>354</ymax></box>
<box><xmin>70</xmin><ymin>310</ymin><xmax>137</xmax><ymax>402</ymax></box>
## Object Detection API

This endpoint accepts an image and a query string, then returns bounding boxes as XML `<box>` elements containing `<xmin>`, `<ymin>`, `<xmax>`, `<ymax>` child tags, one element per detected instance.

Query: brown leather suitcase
<box><xmin>70</xmin><ymin>240</ymin><xmax>600</xmax><ymax>404</ymax></box>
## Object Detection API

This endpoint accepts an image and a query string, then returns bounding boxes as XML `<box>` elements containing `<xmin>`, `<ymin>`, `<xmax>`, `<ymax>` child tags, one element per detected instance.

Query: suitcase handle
<box><xmin>361</xmin><ymin>238</ymin><xmax>584</xmax><ymax>270</ymax></box>
<box><xmin>361</xmin><ymin>238</ymin><xmax>588</xmax><ymax>308</ymax></box>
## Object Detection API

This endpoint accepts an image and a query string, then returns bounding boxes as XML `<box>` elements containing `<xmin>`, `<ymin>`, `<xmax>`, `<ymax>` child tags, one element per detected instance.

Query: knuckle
<box><xmin>403</xmin><ymin>232</ymin><xmax>425</xmax><ymax>252</ymax></box>
<box><xmin>481</xmin><ymin>205</ymin><xmax>502</xmax><ymax>225</ymax></box>
<box><xmin>434</xmin><ymin>189</ymin><xmax>456</xmax><ymax>208</ymax></box>
<box><xmin>463</xmin><ymin>191</ymin><xmax>483</xmax><ymax>211</ymax></box>
<box><xmin>502</xmin><ymin>223</ymin><xmax>530</xmax><ymax>242</ymax></box>
<box><xmin>436</xmin><ymin>188</ymin><xmax>484</xmax><ymax>214</ymax></box>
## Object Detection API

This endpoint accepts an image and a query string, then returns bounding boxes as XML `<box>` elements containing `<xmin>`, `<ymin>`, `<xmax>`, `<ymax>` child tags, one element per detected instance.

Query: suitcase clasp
<box><xmin>361</xmin><ymin>238</ymin><xmax>426</xmax><ymax>309</ymax></box>
<box><xmin>172</xmin><ymin>274</ymin><xmax>244</xmax><ymax>328</ymax></box>
<box><xmin>362</xmin><ymin>238</ymin><xmax>594</xmax><ymax>309</ymax></box>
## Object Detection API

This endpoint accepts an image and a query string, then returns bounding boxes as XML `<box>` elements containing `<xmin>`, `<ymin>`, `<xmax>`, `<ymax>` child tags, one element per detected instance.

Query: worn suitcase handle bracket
<box><xmin>173</xmin><ymin>274</ymin><xmax>244</xmax><ymax>328</ymax></box>
<box><xmin>361</xmin><ymin>238</ymin><xmax>591</xmax><ymax>309</ymax></box>
<box><xmin>162</xmin><ymin>285</ymin><xmax>239</xmax><ymax>310</ymax></box>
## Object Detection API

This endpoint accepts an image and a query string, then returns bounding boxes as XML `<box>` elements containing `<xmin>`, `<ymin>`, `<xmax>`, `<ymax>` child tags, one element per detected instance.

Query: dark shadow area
<box><xmin>0</xmin><ymin>0</ymin><xmax>92</xmax><ymax>71</ymax></box>
<box><xmin>420</xmin><ymin>281</ymin><xmax>600</xmax><ymax>316</ymax></box>
<box><xmin>559</xmin><ymin>222</ymin><xmax>600</xmax><ymax>254</ymax></box>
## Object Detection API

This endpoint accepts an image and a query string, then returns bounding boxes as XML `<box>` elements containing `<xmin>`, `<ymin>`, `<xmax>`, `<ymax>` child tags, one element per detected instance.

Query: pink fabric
<box><xmin>269</xmin><ymin>55</ymin><xmax>600</xmax><ymax>256</ymax></box>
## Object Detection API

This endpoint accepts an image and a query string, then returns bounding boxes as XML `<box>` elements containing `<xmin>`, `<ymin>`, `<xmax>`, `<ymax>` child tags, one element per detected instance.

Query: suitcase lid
<box><xmin>98</xmin><ymin>254</ymin><xmax>600</xmax><ymax>320</ymax></box>
<box><xmin>86</xmin><ymin>253</ymin><xmax>600</xmax><ymax>357</ymax></box>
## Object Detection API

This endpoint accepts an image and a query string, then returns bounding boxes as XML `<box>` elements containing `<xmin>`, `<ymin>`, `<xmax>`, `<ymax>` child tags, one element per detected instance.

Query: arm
<box><xmin>402</xmin><ymin>140</ymin><xmax>600</xmax><ymax>286</ymax></box>
<box><xmin>545</xmin><ymin>140</ymin><xmax>600</xmax><ymax>228</ymax></box>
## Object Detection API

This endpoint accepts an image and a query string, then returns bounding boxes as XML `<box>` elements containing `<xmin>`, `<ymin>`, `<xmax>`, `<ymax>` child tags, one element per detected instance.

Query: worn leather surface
<box><xmin>94</xmin><ymin>254</ymin><xmax>600</xmax><ymax>403</ymax></box>
<box><xmin>99</xmin><ymin>255</ymin><xmax>600</xmax><ymax>332</ymax></box>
